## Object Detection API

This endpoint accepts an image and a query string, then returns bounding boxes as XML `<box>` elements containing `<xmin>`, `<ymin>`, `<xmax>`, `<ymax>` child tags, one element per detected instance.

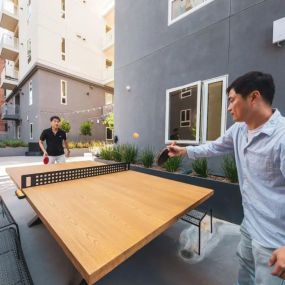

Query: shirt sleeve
<box><xmin>62</xmin><ymin>131</ymin><xmax>67</xmax><ymax>140</ymax></box>
<box><xmin>39</xmin><ymin>130</ymin><xmax>46</xmax><ymax>141</ymax></box>
<box><xmin>186</xmin><ymin>123</ymin><xmax>236</xmax><ymax>160</ymax></box>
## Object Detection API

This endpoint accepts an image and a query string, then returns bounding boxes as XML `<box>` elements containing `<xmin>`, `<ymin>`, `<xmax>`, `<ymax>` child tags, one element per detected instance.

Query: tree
<box><xmin>103</xmin><ymin>112</ymin><xmax>114</xmax><ymax>130</ymax></box>
<box><xmin>60</xmin><ymin>118</ymin><xmax>71</xmax><ymax>133</ymax></box>
<box><xmin>80</xmin><ymin>121</ymin><xmax>93</xmax><ymax>136</ymax></box>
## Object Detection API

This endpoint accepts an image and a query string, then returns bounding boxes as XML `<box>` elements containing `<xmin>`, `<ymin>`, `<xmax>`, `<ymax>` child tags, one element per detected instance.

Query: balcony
<box><xmin>0</xmin><ymin>66</ymin><xmax>19</xmax><ymax>90</ymax></box>
<box><xmin>104</xmin><ymin>67</ymin><xmax>114</xmax><ymax>85</ymax></box>
<box><xmin>1</xmin><ymin>103</ymin><xmax>20</xmax><ymax>120</ymax></box>
<box><xmin>103</xmin><ymin>29</ymin><xmax>114</xmax><ymax>50</ymax></box>
<box><xmin>102</xmin><ymin>104</ymin><xmax>114</xmax><ymax>116</ymax></box>
<box><xmin>0</xmin><ymin>0</ymin><xmax>18</xmax><ymax>32</ymax></box>
<box><xmin>0</xmin><ymin>34</ymin><xmax>19</xmax><ymax>61</ymax></box>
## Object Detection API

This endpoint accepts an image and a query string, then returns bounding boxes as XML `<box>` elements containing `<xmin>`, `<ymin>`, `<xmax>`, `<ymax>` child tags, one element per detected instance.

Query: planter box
<box><xmin>0</xmin><ymin>147</ymin><xmax>28</xmax><ymax>157</ymax></box>
<box><xmin>131</xmin><ymin>165</ymin><xmax>243</xmax><ymax>225</ymax></box>
<box><xmin>69</xmin><ymin>148</ymin><xmax>90</xmax><ymax>157</ymax></box>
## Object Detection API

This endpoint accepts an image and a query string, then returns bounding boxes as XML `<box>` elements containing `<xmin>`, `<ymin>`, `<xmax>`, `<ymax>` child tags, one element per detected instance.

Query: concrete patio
<box><xmin>0</xmin><ymin>157</ymin><xmax>240</xmax><ymax>285</ymax></box>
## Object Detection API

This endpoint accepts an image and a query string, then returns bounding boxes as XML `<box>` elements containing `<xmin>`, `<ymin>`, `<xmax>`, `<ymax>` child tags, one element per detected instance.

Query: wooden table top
<box><xmin>6</xmin><ymin>161</ymin><xmax>213</xmax><ymax>284</ymax></box>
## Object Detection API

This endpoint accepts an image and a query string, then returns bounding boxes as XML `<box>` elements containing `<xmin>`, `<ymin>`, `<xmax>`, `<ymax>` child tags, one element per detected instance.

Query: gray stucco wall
<box><xmin>115</xmin><ymin>0</ymin><xmax>285</xmax><ymax>173</ymax></box>
<box><xmin>10</xmin><ymin>69</ymin><xmax>111</xmax><ymax>143</ymax></box>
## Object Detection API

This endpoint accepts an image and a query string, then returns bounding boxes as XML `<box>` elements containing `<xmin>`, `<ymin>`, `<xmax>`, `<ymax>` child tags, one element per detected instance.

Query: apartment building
<box><xmin>0</xmin><ymin>57</ymin><xmax>7</xmax><ymax>137</ymax></box>
<box><xmin>0</xmin><ymin>0</ymin><xmax>115</xmax><ymax>143</ymax></box>
<box><xmin>115</xmin><ymin>0</ymin><xmax>285</xmax><ymax>172</ymax></box>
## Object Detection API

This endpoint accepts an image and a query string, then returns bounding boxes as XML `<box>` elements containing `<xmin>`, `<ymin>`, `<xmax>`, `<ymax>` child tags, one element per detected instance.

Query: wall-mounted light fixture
<box><xmin>126</xmin><ymin>85</ymin><xmax>131</xmax><ymax>91</ymax></box>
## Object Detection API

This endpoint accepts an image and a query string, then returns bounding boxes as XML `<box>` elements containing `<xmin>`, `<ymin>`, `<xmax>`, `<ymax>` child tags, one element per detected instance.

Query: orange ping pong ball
<box><xmin>133</xmin><ymin>132</ymin><xmax>140</xmax><ymax>139</ymax></box>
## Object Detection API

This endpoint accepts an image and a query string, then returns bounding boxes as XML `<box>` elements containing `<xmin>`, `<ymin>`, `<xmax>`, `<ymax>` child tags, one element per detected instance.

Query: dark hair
<box><xmin>226</xmin><ymin>71</ymin><xmax>275</xmax><ymax>105</ymax></box>
<box><xmin>50</xmin><ymin>116</ymin><xmax>61</xmax><ymax>122</ymax></box>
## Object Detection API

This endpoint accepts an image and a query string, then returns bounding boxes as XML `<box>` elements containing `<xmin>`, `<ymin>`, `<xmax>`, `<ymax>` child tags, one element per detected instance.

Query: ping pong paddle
<box><xmin>43</xmin><ymin>156</ymin><xmax>49</xmax><ymax>165</ymax></box>
<box><xmin>157</xmin><ymin>148</ymin><xmax>170</xmax><ymax>166</ymax></box>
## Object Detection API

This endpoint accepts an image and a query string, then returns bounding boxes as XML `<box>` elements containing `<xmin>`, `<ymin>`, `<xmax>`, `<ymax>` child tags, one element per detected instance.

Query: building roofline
<box><xmin>5</xmin><ymin>63</ymin><xmax>114</xmax><ymax>101</ymax></box>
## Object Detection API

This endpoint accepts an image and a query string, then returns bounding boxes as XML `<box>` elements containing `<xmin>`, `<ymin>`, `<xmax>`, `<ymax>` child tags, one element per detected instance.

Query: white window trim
<box><xmin>17</xmin><ymin>125</ymin><xmax>21</xmax><ymax>139</ymax></box>
<box><xmin>201</xmin><ymin>75</ymin><xmax>228</xmax><ymax>143</ymax></box>
<box><xmin>28</xmin><ymin>80</ymin><xmax>32</xmax><ymax>106</ymax></box>
<box><xmin>168</xmin><ymin>0</ymin><xmax>215</xmax><ymax>26</ymax></box>
<box><xmin>180</xmin><ymin>109</ymin><xmax>191</xmax><ymax>127</ymax></box>
<box><xmin>61</xmin><ymin>38</ymin><xmax>66</xmax><ymax>61</ymax></box>
<box><xmin>61</xmin><ymin>80</ymin><xmax>67</xmax><ymax>105</ymax></box>
<box><xmin>165</xmin><ymin>81</ymin><xmax>201</xmax><ymax>145</ymax></box>
<box><xmin>30</xmin><ymin>123</ymin><xmax>33</xmax><ymax>140</ymax></box>
<box><xmin>180</xmin><ymin>88</ymin><xmax>192</xmax><ymax>99</ymax></box>
<box><xmin>106</xmin><ymin>127</ymin><xmax>114</xmax><ymax>141</ymax></box>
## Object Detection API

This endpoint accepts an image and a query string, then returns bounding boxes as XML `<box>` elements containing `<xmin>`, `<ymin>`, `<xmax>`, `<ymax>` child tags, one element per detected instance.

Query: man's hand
<box><xmin>66</xmin><ymin>149</ymin><xmax>70</xmax><ymax>158</ymax></box>
<box><xmin>167</xmin><ymin>142</ymin><xmax>187</xmax><ymax>157</ymax></box>
<box><xmin>269</xmin><ymin>246</ymin><xmax>285</xmax><ymax>279</ymax></box>
<box><xmin>43</xmin><ymin>151</ymin><xmax>48</xmax><ymax>157</ymax></box>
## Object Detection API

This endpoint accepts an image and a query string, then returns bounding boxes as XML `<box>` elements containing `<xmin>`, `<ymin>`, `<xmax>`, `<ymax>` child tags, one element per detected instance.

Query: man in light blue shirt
<box><xmin>168</xmin><ymin>71</ymin><xmax>285</xmax><ymax>285</ymax></box>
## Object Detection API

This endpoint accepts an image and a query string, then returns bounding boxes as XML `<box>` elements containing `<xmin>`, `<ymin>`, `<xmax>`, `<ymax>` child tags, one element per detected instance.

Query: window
<box><xmin>202</xmin><ymin>76</ymin><xmax>227</xmax><ymax>142</ymax></box>
<box><xmin>105</xmin><ymin>93</ymin><xmax>113</xmax><ymax>105</ymax></box>
<box><xmin>30</xmin><ymin>123</ymin><xmax>33</xmax><ymax>140</ymax></box>
<box><xmin>168</xmin><ymin>0</ymin><xmax>214</xmax><ymax>25</ymax></box>
<box><xmin>61</xmin><ymin>0</ymin><xmax>65</xmax><ymax>19</ymax></box>
<box><xmin>27</xmin><ymin>0</ymin><xmax>31</xmax><ymax>23</ymax></box>
<box><xmin>29</xmin><ymin>80</ymin><xmax>32</xmax><ymax>105</ymax></box>
<box><xmin>61</xmin><ymin>38</ymin><xmax>66</xmax><ymax>61</ymax></box>
<box><xmin>181</xmin><ymin>87</ymin><xmax>192</xmax><ymax>99</ymax></box>
<box><xmin>17</xmin><ymin>125</ymin><xmax>21</xmax><ymax>139</ymax></box>
<box><xmin>166</xmin><ymin>81</ymin><xmax>201</xmax><ymax>144</ymax></box>
<box><xmin>105</xmin><ymin>59</ymin><xmax>113</xmax><ymax>68</ymax></box>
<box><xmin>180</xmin><ymin>109</ymin><xmax>191</xmax><ymax>127</ymax></box>
<box><xmin>61</xmin><ymin>80</ymin><xmax>67</xmax><ymax>105</ymax></box>
<box><xmin>165</xmin><ymin>75</ymin><xmax>227</xmax><ymax>144</ymax></box>
<box><xmin>27</xmin><ymin>39</ymin><xmax>31</xmax><ymax>63</ymax></box>
<box><xmin>106</xmin><ymin>127</ymin><xmax>113</xmax><ymax>141</ymax></box>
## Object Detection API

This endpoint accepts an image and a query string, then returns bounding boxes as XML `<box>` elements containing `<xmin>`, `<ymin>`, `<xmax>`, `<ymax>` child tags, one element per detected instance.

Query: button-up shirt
<box><xmin>186</xmin><ymin>109</ymin><xmax>285</xmax><ymax>248</ymax></box>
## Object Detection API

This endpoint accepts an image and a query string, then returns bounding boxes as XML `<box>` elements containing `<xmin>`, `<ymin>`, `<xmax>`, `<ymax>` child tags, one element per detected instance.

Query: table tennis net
<box><xmin>21</xmin><ymin>163</ymin><xmax>130</xmax><ymax>189</ymax></box>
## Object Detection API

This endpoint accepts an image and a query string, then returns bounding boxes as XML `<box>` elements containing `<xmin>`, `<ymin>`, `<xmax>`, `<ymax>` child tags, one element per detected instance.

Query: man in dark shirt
<box><xmin>39</xmin><ymin>116</ymin><xmax>70</xmax><ymax>164</ymax></box>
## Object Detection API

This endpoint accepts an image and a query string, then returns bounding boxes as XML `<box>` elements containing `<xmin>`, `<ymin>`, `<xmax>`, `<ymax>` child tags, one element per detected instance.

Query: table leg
<box><xmin>27</xmin><ymin>215</ymin><xmax>42</xmax><ymax>227</ymax></box>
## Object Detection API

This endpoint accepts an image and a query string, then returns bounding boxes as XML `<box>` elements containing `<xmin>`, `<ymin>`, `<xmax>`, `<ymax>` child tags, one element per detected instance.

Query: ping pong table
<box><xmin>6</xmin><ymin>161</ymin><xmax>213</xmax><ymax>285</ymax></box>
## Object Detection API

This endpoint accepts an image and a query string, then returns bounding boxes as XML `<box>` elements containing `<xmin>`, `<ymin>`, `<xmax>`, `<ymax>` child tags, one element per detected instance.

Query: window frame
<box><xmin>180</xmin><ymin>109</ymin><xmax>191</xmax><ymax>127</ymax></box>
<box><xmin>201</xmin><ymin>75</ymin><xmax>228</xmax><ymax>143</ymax></box>
<box><xmin>168</xmin><ymin>0</ymin><xmax>215</xmax><ymax>26</ymax></box>
<box><xmin>61</xmin><ymin>0</ymin><xmax>65</xmax><ymax>19</ymax></box>
<box><xmin>29</xmin><ymin>123</ymin><xmax>33</xmax><ymax>140</ymax></box>
<box><xmin>106</xmin><ymin>127</ymin><xmax>114</xmax><ymax>141</ymax></box>
<box><xmin>60</xmin><ymin>80</ymin><xmax>67</xmax><ymax>105</ymax></box>
<box><xmin>17</xmin><ymin>125</ymin><xmax>21</xmax><ymax>139</ymax></box>
<box><xmin>61</xmin><ymin>38</ymin><xmax>66</xmax><ymax>61</ymax></box>
<box><xmin>165</xmin><ymin>81</ymin><xmax>201</xmax><ymax>145</ymax></box>
<box><xmin>27</xmin><ymin>39</ymin><xmax>31</xmax><ymax>64</ymax></box>
<box><xmin>28</xmin><ymin>80</ymin><xmax>33</xmax><ymax>106</ymax></box>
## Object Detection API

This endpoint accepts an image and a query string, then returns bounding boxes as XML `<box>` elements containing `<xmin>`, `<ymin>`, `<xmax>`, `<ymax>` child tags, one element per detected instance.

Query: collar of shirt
<box><xmin>241</xmin><ymin>108</ymin><xmax>280</xmax><ymax>137</ymax></box>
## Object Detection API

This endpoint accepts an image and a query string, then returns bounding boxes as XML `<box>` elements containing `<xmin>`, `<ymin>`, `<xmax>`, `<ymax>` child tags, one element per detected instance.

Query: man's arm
<box><xmin>39</xmin><ymin>131</ymin><xmax>48</xmax><ymax>156</ymax></box>
<box><xmin>269</xmin><ymin>246</ymin><xmax>285</xmax><ymax>279</ymax></box>
<box><xmin>63</xmin><ymin>140</ymin><xmax>70</xmax><ymax>157</ymax></box>
<box><xmin>168</xmin><ymin>124</ymin><xmax>236</xmax><ymax>159</ymax></box>
<box><xmin>39</xmin><ymin>140</ymin><xmax>48</xmax><ymax>156</ymax></box>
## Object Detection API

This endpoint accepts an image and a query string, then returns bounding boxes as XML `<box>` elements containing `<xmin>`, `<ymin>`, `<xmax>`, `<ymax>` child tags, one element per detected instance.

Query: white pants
<box><xmin>48</xmin><ymin>154</ymin><xmax>66</xmax><ymax>164</ymax></box>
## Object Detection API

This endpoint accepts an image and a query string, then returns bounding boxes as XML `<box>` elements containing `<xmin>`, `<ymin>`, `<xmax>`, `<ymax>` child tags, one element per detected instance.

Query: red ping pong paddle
<box><xmin>157</xmin><ymin>148</ymin><xmax>170</xmax><ymax>166</ymax></box>
<box><xmin>43</xmin><ymin>156</ymin><xmax>49</xmax><ymax>165</ymax></box>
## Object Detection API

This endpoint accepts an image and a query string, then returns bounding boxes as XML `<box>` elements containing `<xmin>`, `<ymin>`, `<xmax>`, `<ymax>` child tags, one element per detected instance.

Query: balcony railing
<box><xmin>1</xmin><ymin>34</ymin><xmax>19</xmax><ymax>50</ymax></box>
<box><xmin>104</xmin><ymin>67</ymin><xmax>114</xmax><ymax>83</ymax></box>
<box><xmin>0</xmin><ymin>66</ymin><xmax>19</xmax><ymax>89</ymax></box>
<box><xmin>1</xmin><ymin>0</ymin><xmax>18</xmax><ymax>17</ymax></box>
<box><xmin>1</xmin><ymin>103</ymin><xmax>20</xmax><ymax>120</ymax></box>
<box><xmin>103</xmin><ymin>29</ymin><xmax>114</xmax><ymax>48</ymax></box>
